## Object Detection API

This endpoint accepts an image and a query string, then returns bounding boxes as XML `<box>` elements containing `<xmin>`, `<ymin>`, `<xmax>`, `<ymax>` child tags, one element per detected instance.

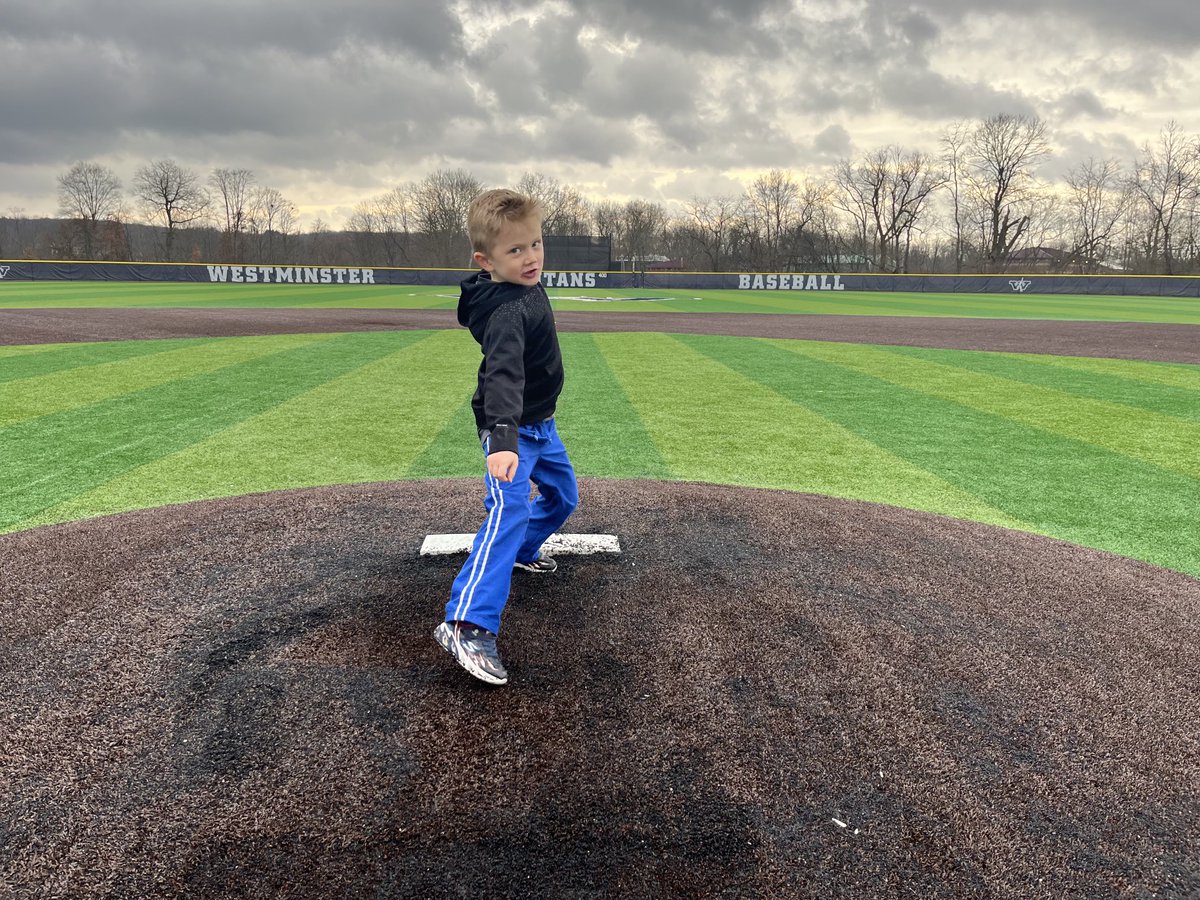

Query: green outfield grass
<box><xmin>3</xmin><ymin>280</ymin><xmax>1200</xmax><ymax>322</ymax></box>
<box><xmin>2</xmin><ymin>328</ymin><xmax>1198</xmax><ymax>578</ymax></box>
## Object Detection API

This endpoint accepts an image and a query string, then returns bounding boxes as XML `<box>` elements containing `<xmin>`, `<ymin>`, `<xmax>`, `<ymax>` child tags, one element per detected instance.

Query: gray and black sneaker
<box><xmin>434</xmin><ymin>621</ymin><xmax>508</xmax><ymax>685</ymax></box>
<box><xmin>513</xmin><ymin>553</ymin><xmax>558</xmax><ymax>573</ymax></box>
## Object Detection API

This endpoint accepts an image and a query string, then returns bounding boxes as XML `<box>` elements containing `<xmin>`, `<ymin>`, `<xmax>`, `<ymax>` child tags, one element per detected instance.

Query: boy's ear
<box><xmin>473</xmin><ymin>250</ymin><xmax>493</xmax><ymax>271</ymax></box>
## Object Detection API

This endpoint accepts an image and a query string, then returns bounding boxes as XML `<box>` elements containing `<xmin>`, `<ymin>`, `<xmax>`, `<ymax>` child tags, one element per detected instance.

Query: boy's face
<box><xmin>475</xmin><ymin>217</ymin><xmax>544</xmax><ymax>287</ymax></box>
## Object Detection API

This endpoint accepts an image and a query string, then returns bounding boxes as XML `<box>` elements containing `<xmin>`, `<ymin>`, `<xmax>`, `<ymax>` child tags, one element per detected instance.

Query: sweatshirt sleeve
<box><xmin>479</xmin><ymin>301</ymin><xmax>526</xmax><ymax>455</ymax></box>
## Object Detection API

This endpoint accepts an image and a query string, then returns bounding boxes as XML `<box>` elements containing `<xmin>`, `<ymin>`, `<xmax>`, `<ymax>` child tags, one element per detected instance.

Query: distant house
<box><xmin>1008</xmin><ymin>247</ymin><xmax>1069</xmax><ymax>271</ymax></box>
<box><xmin>613</xmin><ymin>255</ymin><xmax>684</xmax><ymax>272</ymax></box>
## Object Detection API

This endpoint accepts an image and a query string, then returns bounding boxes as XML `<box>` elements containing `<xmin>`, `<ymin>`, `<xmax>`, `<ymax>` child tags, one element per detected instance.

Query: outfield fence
<box><xmin>3</xmin><ymin>260</ymin><xmax>1200</xmax><ymax>296</ymax></box>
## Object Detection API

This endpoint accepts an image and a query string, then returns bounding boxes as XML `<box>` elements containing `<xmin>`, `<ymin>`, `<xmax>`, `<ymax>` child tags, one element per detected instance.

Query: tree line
<box><xmin>4</xmin><ymin>115</ymin><xmax>1200</xmax><ymax>275</ymax></box>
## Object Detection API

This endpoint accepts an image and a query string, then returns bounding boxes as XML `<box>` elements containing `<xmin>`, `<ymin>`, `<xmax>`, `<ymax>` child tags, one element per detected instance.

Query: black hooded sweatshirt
<box><xmin>457</xmin><ymin>270</ymin><xmax>564</xmax><ymax>456</ymax></box>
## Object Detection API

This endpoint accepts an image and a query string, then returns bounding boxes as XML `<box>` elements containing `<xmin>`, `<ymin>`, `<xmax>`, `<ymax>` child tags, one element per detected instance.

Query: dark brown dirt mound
<box><xmin>2</xmin><ymin>479</ymin><xmax>1198</xmax><ymax>898</ymax></box>
<box><xmin>3</xmin><ymin>307</ymin><xmax>1199</xmax><ymax>362</ymax></box>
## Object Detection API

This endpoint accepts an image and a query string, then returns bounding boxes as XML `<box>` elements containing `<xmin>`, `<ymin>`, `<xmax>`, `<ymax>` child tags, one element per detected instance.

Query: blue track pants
<box><xmin>445</xmin><ymin>417</ymin><xmax>578</xmax><ymax>635</ymax></box>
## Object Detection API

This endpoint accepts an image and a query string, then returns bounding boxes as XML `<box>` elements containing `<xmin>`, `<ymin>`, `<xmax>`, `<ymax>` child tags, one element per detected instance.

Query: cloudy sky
<box><xmin>2</xmin><ymin>0</ymin><xmax>1198</xmax><ymax>227</ymax></box>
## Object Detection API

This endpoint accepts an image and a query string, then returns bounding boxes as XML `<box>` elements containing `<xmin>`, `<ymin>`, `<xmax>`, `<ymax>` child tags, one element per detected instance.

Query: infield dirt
<box><xmin>2</xmin><ymin>480</ymin><xmax>1198</xmax><ymax>897</ymax></box>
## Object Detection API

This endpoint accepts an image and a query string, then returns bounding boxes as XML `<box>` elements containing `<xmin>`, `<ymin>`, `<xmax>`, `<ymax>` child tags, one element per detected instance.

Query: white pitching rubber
<box><xmin>420</xmin><ymin>533</ymin><xmax>621</xmax><ymax>557</ymax></box>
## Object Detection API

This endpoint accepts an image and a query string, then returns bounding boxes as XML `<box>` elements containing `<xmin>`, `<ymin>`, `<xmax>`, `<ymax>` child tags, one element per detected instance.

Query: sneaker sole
<box><xmin>513</xmin><ymin>562</ymin><xmax>557</xmax><ymax>573</ymax></box>
<box><xmin>434</xmin><ymin>625</ymin><xmax>508</xmax><ymax>685</ymax></box>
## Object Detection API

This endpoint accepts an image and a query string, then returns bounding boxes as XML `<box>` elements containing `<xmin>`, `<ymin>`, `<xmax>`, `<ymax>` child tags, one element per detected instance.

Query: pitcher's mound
<box><xmin>2</xmin><ymin>479</ymin><xmax>1198</xmax><ymax>897</ymax></box>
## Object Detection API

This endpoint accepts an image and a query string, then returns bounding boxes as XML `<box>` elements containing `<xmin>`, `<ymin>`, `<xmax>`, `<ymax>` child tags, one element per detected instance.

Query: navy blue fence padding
<box><xmin>2</xmin><ymin>260</ymin><xmax>1199</xmax><ymax>296</ymax></box>
<box><xmin>0</xmin><ymin>261</ymin><xmax>470</xmax><ymax>286</ymax></box>
<box><xmin>642</xmin><ymin>271</ymin><xmax>1200</xmax><ymax>297</ymax></box>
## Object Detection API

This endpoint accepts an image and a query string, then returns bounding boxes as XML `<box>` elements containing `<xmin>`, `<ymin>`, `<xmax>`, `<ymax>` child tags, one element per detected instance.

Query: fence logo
<box><xmin>206</xmin><ymin>265</ymin><xmax>377</xmax><ymax>284</ymax></box>
<box><xmin>0</xmin><ymin>266</ymin><xmax>9</xmax><ymax>279</ymax></box>
<box><xmin>1009</xmin><ymin>278</ymin><xmax>1032</xmax><ymax>293</ymax></box>
<box><xmin>542</xmin><ymin>271</ymin><xmax>604</xmax><ymax>288</ymax></box>
<box><xmin>738</xmin><ymin>273</ymin><xmax>845</xmax><ymax>291</ymax></box>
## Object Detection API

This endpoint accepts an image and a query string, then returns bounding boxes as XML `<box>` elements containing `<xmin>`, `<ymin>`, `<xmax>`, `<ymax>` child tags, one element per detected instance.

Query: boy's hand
<box><xmin>487</xmin><ymin>450</ymin><xmax>519</xmax><ymax>483</ymax></box>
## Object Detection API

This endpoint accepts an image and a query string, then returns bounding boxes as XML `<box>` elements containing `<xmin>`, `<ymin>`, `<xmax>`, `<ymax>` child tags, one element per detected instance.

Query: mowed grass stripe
<box><xmin>881</xmin><ymin>346</ymin><xmax>1200</xmax><ymax>423</ymax></box>
<box><xmin>1018</xmin><ymin>354</ymin><xmax>1200</xmax><ymax>390</ymax></box>
<box><xmin>0</xmin><ymin>339</ymin><xmax>181</xmax><ymax>384</ymax></box>
<box><xmin>677</xmin><ymin>335</ymin><xmax>1197</xmax><ymax>574</ymax></box>
<box><xmin>0</xmin><ymin>344</ymin><xmax>78</xmax><ymax>359</ymax></box>
<box><xmin>403</xmin><ymin>397</ymin><xmax>485</xmax><ymax>478</ymax></box>
<box><xmin>556</xmin><ymin>334</ymin><xmax>672</xmax><ymax>478</ymax></box>
<box><xmin>0</xmin><ymin>332</ymin><xmax>407</xmax><ymax>531</ymax></box>
<box><xmin>403</xmin><ymin>333</ymin><xmax>673</xmax><ymax>479</ymax></box>
<box><xmin>0</xmin><ymin>335</ymin><xmax>325</xmax><ymax>426</ymax></box>
<box><xmin>26</xmin><ymin>331</ymin><xmax>470</xmax><ymax>528</ymax></box>
<box><xmin>0</xmin><ymin>283</ymin><xmax>214</xmax><ymax>307</ymax></box>
<box><xmin>593</xmin><ymin>332</ymin><xmax>1027</xmax><ymax>528</ymax></box>
<box><xmin>790</xmin><ymin>342</ymin><xmax>1200</xmax><ymax>478</ymax></box>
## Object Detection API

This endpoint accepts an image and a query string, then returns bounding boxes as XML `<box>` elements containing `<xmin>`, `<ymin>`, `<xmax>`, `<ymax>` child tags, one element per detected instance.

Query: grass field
<box><xmin>3</xmin><ymin>319</ymin><xmax>1198</xmax><ymax>578</ymax></box>
<box><xmin>4</xmin><ymin>280</ymin><xmax>1200</xmax><ymax>322</ymax></box>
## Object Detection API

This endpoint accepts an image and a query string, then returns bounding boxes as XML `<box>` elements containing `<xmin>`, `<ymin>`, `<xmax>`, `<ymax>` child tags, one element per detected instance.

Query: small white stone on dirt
<box><xmin>420</xmin><ymin>533</ymin><xmax>621</xmax><ymax>556</ymax></box>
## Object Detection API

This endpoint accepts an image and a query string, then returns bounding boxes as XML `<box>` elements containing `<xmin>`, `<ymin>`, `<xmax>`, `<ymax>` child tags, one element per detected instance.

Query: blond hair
<box><xmin>467</xmin><ymin>189</ymin><xmax>544</xmax><ymax>254</ymax></box>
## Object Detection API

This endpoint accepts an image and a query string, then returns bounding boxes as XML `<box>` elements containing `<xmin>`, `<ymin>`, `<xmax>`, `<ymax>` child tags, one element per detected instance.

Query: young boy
<box><xmin>434</xmin><ymin>188</ymin><xmax>579</xmax><ymax>685</ymax></box>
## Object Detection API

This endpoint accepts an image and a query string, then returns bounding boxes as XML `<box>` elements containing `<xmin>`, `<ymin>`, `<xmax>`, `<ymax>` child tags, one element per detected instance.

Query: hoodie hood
<box><xmin>457</xmin><ymin>270</ymin><xmax>529</xmax><ymax>339</ymax></box>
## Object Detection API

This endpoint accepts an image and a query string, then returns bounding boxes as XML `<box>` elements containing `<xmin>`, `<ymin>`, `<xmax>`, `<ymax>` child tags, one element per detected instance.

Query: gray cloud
<box><xmin>539</xmin><ymin>113</ymin><xmax>638</xmax><ymax>165</ymax></box>
<box><xmin>557</xmin><ymin>0</ymin><xmax>794</xmax><ymax>57</ymax></box>
<box><xmin>0</xmin><ymin>0</ymin><xmax>1196</xmax><ymax>221</ymax></box>
<box><xmin>882</xmin><ymin>0</ymin><xmax>1200</xmax><ymax>49</ymax></box>
<box><xmin>5</xmin><ymin>0</ymin><xmax>465</xmax><ymax>64</ymax></box>
<box><xmin>1051</xmin><ymin>88</ymin><xmax>1119</xmax><ymax>122</ymax></box>
<box><xmin>813</xmin><ymin>124</ymin><xmax>853</xmax><ymax>158</ymax></box>
<box><xmin>877</xmin><ymin>65</ymin><xmax>1039</xmax><ymax>121</ymax></box>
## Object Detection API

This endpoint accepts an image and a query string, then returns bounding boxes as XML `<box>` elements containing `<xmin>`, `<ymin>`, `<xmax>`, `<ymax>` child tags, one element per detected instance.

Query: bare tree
<box><xmin>0</xmin><ymin>208</ymin><xmax>42</xmax><ymax>259</ymax></box>
<box><xmin>799</xmin><ymin>194</ymin><xmax>845</xmax><ymax>272</ymax></box>
<box><xmin>890</xmin><ymin>150</ymin><xmax>947</xmax><ymax>271</ymax></box>
<box><xmin>620</xmin><ymin>199</ymin><xmax>668</xmax><ymax>270</ymax></box>
<box><xmin>745</xmin><ymin>169</ymin><xmax>802</xmax><ymax>270</ymax></box>
<box><xmin>834</xmin><ymin>147</ymin><xmax>946</xmax><ymax>272</ymax></box>
<box><xmin>246</xmin><ymin>186</ymin><xmax>298</xmax><ymax>262</ymax></box>
<box><xmin>591</xmin><ymin>200</ymin><xmax>622</xmax><ymax>238</ymax></box>
<box><xmin>1130</xmin><ymin>120</ymin><xmax>1200</xmax><ymax>274</ymax></box>
<box><xmin>741</xmin><ymin>170</ymin><xmax>830</xmax><ymax>270</ymax></box>
<box><xmin>208</xmin><ymin>167</ymin><xmax>255</xmax><ymax>262</ymax></box>
<box><xmin>940</xmin><ymin>121</ymin><xmax>972</xmax><ymax>272</ymax></box>
<box><xmin>1063</xmin><ymin>157</ymin><xmax>1131</xmax><ymax>273</ymax></box>
<box><xmin>590</xmin><ymin>200</ymin><xmax>626</xmax><ymax>265</ymax></box>
<box><xmin>968</xmin><ymin>114</ymin><xmax>1050</xmax><ymax>267</ymax></box>
<box><xmin>132</xmin><ymin>159</ymin><xmax>210</xmax><ymax>261</ymax></box>
<box><xmin>307</xmin><ymin>217</ymin><xmax>332</xmax><ymax>264</ymax></box>
<box><xmin>346</xmin><ymin>199</ymin><xmax>382</xmax><ymax>264</ymax></box>
<box><xmin>791</xmin><ymin>179</ymin><xmax>839</xmax><ymax>270</ymax></box>
<box><xmin>516</xmin><ymin>173</ymin><xmax>591</xmax><ymax>236</ymax></box>
<box><xmin>1178</xmin><ymin>201</ymin><xmax>1200</xmax><ymax>271</ymax></box>
<box><xmin>56</xmin><ymin>161</ymin><xmax>122</xmax><ymax>259</ymax></box>
<box><xmin>683</xmin><ymin>195</ymin><xmax>744</xmax><ymax>271</ymax></box>
<box><xmin>411</xmin><ymin>169</ymin><xmax>482</xmax><ymax>266</ymax></box>
<box><xmin>377</xmin><ymin>186</ymin><xmax>416</xmax><ymax>264</ymax></box>
<box><xmin>346</xmin><ymin>186</ymin><xmax>416</xmax><ymax>266</ymax></box>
